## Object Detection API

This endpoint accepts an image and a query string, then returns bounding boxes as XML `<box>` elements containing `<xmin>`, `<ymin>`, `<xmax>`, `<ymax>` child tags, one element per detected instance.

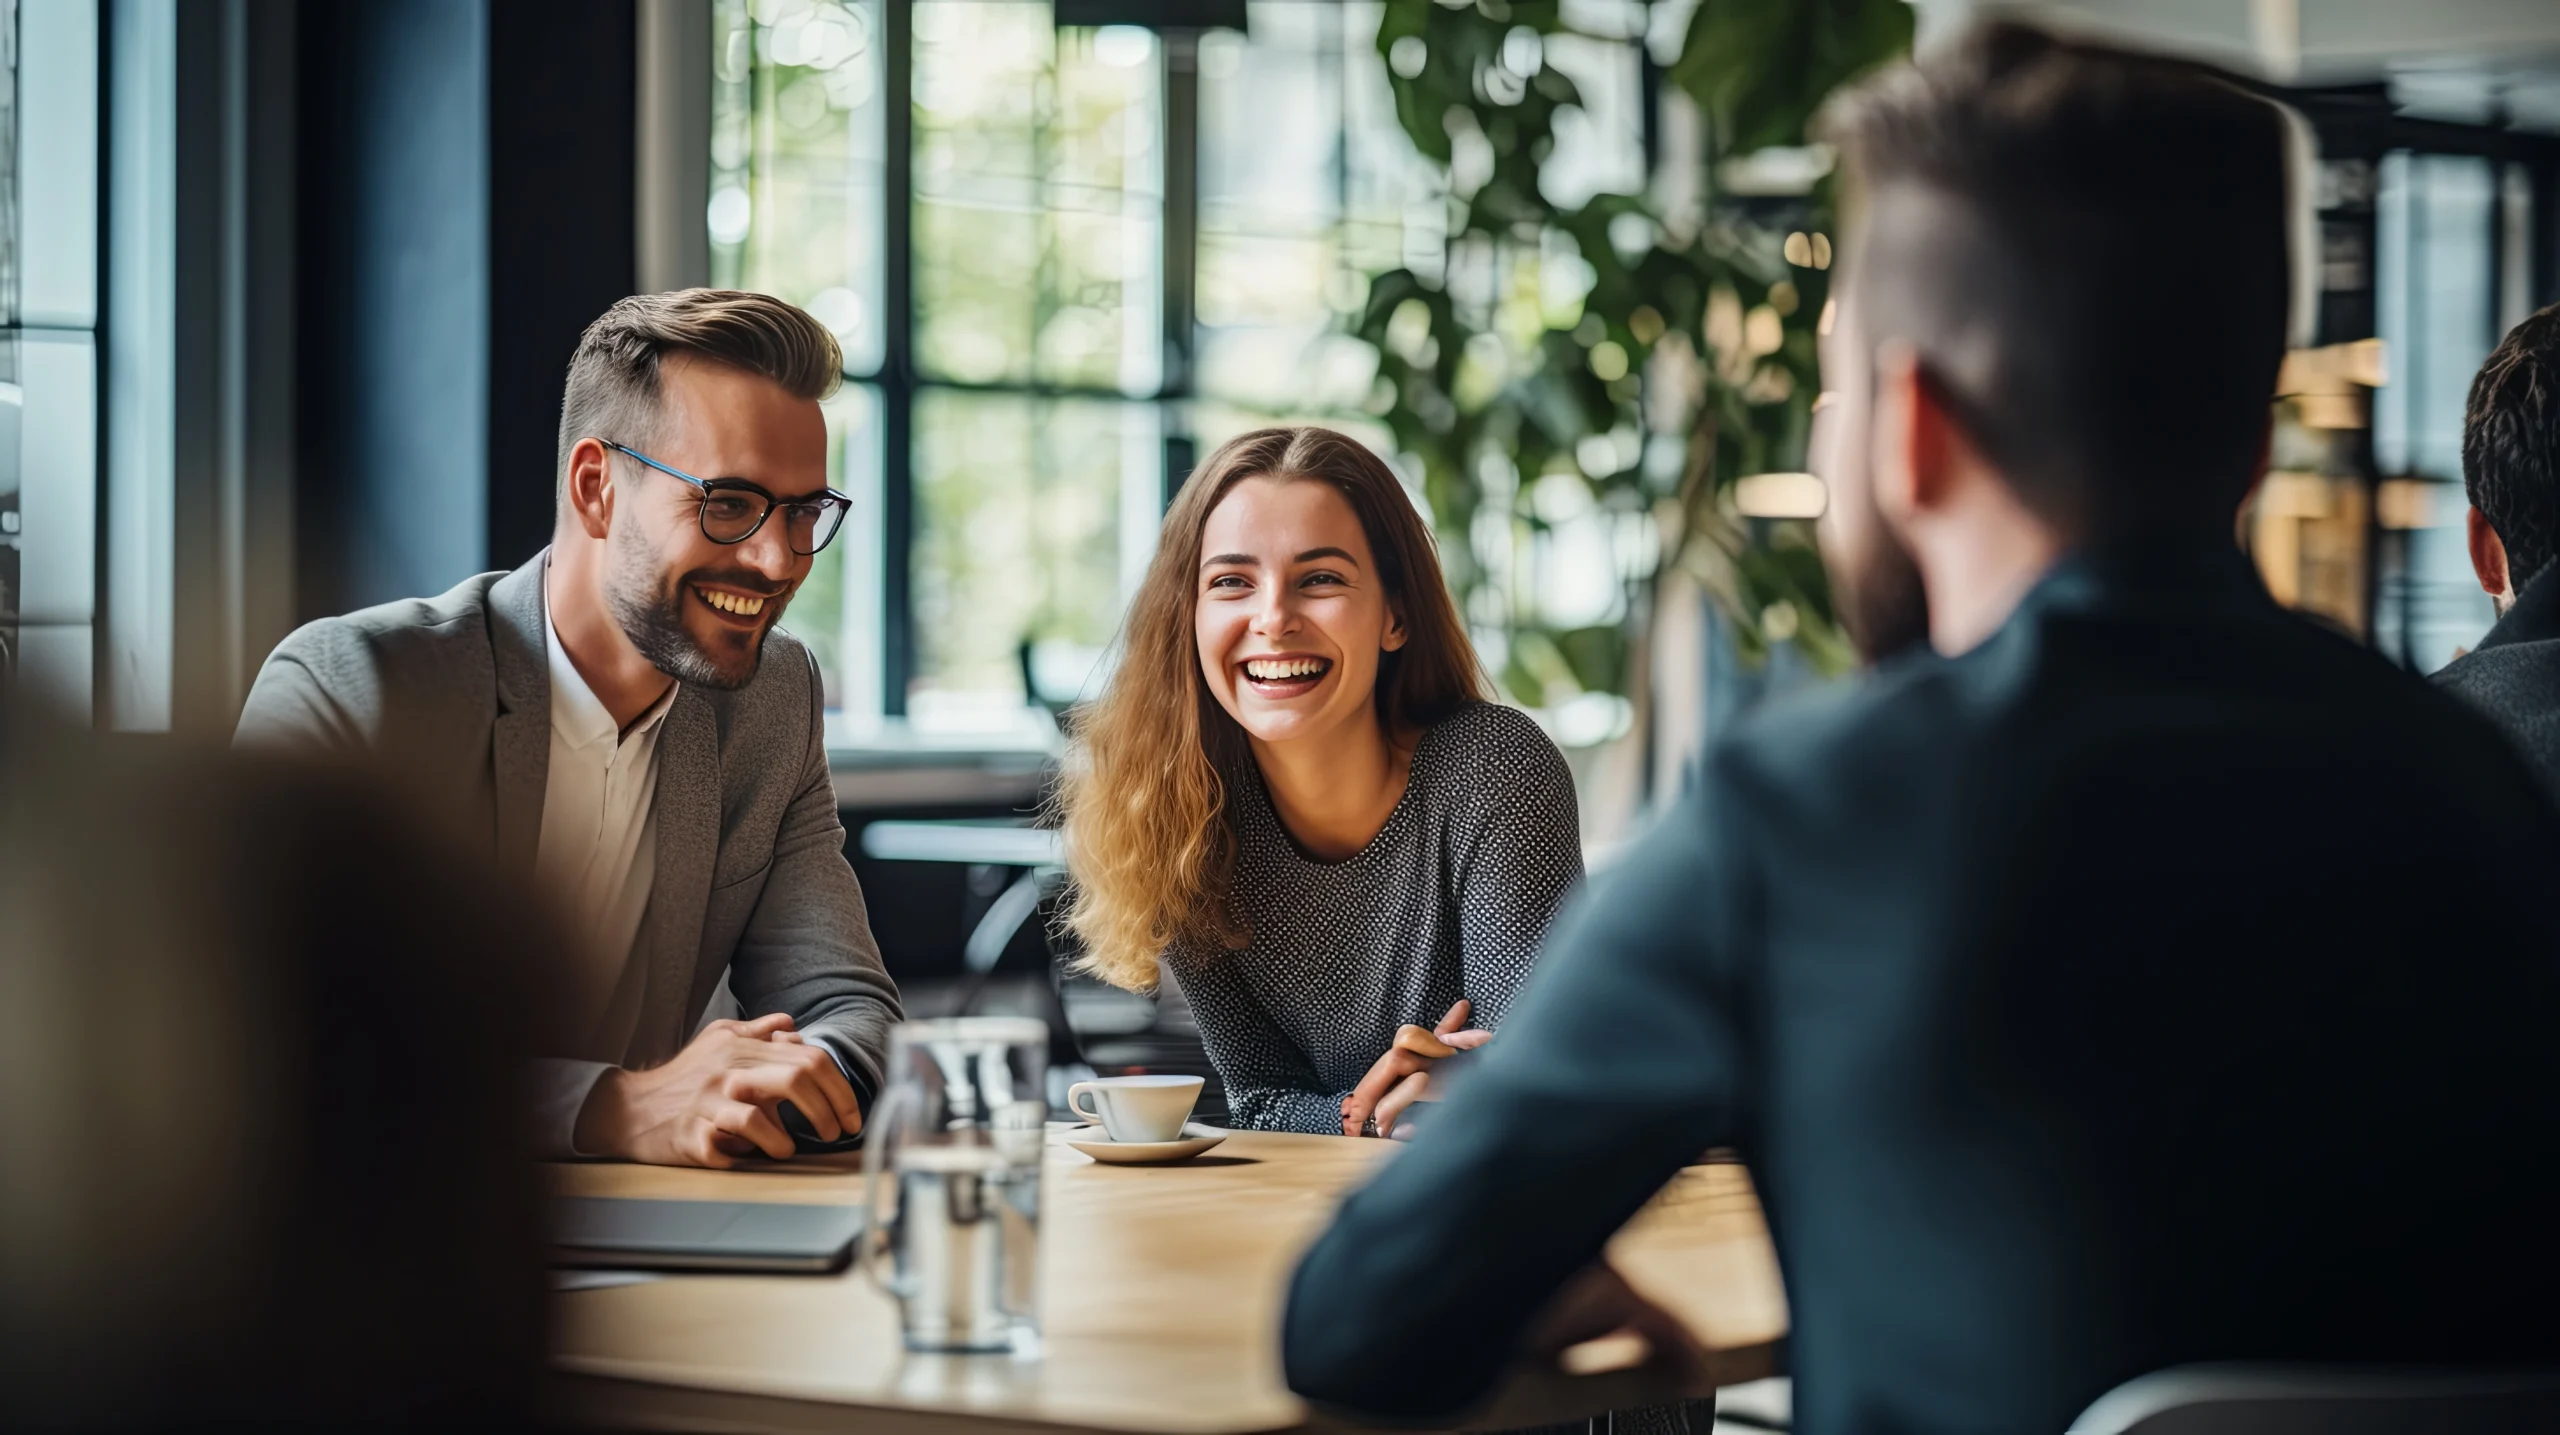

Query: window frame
<box><xmin>863</xmin><ymin>8</ymin><xmax>1206</xmax><ymax>719</ymax></box>
<box><xmin>2281</xmin><ymin>82</ymin><xmax>2560</xmax><ymax>671</ymax></box>
<box><xmin>724</xmin><ymin>3</ymin><xmax>1667</xmax><ymax>729</ymax></box>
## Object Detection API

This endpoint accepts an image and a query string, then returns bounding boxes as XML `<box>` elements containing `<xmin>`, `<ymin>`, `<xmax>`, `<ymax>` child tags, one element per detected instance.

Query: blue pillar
<box><xmin>296</xmin><ymin>0</ymin><xmax>490</xmax><ymax>616</ymax></box>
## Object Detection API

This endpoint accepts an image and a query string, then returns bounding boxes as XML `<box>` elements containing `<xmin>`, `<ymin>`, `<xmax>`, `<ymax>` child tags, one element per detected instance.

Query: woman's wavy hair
<box><xmin>1052</xmin><ymin>427</ymin><xmax>1486</xmax><ymax>991</ymax></box>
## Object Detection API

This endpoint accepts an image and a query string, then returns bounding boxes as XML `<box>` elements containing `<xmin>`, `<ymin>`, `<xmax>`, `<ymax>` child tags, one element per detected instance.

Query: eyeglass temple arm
<box><xmin>603</xmin><ymin>440</ymin><xmax>846</xmax><ymax>507</ymax></box>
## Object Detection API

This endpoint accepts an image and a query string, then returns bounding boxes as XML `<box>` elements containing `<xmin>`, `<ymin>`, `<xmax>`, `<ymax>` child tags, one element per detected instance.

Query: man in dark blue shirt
<box><xmin>1283</xmin><ymin>23</ymin><xmax>2560</xmax><ymax>1435</ymax></box>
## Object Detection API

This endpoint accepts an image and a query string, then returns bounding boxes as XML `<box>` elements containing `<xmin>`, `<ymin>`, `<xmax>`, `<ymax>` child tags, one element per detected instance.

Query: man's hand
<box><xmin>573</xmin><ymin>1013</ymin><xmax>864</xmax><ymax>1167</ymax></box>
<box><xmin>1525</xmin><ymin>1263</ymin><xmax>1711</xmax><ymax>1384</ymax></box>
<box><xmin>1340</xmin><ymin>999</ymin><xmax>1492</xmax><ymax>1137</ymax></box>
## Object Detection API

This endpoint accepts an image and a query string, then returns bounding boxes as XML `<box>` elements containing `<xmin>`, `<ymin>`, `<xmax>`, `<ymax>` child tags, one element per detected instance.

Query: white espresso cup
<box><xmin>1066</xmin><ymin>1075</ymin><xmax>1203</xmax><ymax>1144</ymax></box>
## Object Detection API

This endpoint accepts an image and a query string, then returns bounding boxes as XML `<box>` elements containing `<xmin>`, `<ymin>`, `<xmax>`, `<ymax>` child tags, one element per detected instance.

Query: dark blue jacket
<box><xmin>1285</xmin><ymin>543</ymin><xmax>2560</xmax><ymax>1435</ymax></box>
<box><xmin>2435</xmin><ymin>563</ymin><xmax>2560</xmax><ymax>800</ymax></box>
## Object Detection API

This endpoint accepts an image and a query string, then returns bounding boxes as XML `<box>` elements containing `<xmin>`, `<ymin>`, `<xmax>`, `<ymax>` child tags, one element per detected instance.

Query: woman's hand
<box><xmin>1340</xmin><ymin>999</ymin><xmax>1491</xmax><ymax>1137</ymax></box>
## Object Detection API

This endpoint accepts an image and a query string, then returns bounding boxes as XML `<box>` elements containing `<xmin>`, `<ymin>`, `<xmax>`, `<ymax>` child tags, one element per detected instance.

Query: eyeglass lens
<box><xmin>698</xmin><ymin>490</ymin><xmax>848</xmax><ymax>554</ymax></box>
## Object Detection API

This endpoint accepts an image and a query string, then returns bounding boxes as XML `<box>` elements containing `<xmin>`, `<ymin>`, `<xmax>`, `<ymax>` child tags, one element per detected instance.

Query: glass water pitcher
<box><xmin>860</xmin><ymin>1016</ymin><xmax>1048</xmax><ymax>1354</ymax></box>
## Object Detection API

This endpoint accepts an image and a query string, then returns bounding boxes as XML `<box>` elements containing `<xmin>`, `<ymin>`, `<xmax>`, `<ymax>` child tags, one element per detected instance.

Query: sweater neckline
<box><xmin>1240</xmin><ymin>713</ymin><xmax>1452</xmax><ymax>871</ymax></box>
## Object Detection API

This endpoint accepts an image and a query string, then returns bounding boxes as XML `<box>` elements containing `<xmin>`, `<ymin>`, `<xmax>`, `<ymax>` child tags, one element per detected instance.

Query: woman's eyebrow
<box><xmin>1199</xmin><ymin>546</ymin><xmax>1362</xmax><ymax>570</ymax></box>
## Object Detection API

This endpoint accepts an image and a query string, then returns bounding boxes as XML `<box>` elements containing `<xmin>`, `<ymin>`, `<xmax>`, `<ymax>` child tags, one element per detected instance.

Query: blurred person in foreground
<box><xmin>2437</xmin><ymin>301</ymin><xmax>2560</xmax><ymax>794</ymax></box>
<box><xmin>1283</xmin><ymin>23</ymin><xmax>2560</xmax><ymax>1435</ymax></box>
<box><xmin>0</xmin><ymin>717</ymin><xmax>549</xmax><ymax>1430</ymax></box>
<box><xmin>237</xmin><ymin>290</ymin><xmax>901</xmax><ymax>1167</ymax></box>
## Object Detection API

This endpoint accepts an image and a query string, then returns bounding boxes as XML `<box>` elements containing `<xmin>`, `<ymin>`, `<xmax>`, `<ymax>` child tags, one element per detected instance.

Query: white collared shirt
<box><xmin>538</xmin><ymin>612</ymin><xmax>679</xmax><ymax>1040</ymax></box>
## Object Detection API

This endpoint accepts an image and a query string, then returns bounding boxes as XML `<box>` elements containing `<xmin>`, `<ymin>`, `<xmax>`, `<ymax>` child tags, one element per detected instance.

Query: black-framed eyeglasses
<box><xmin>601</xmin><ymin>440</ymin><xmax>852</xmax><ymax>556</ymax></box>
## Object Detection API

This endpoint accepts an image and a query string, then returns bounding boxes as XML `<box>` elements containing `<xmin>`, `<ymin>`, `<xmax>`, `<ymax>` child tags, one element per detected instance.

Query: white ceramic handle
<box><xmin>1066</xmin><ymin>1081</ymin><xmax>1105</xmax><ymax>1126</ymax></box>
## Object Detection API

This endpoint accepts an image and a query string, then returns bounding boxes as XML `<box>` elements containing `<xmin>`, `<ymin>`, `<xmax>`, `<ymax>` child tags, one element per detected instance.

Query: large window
<box><xmin>2</xmin><ymin>0</ymin><xmax>101</xmax><ymax>718</ymax></box>
<box><xmin>712</xmin><ymin>0</ymin><xmax>1647</xmax><ymax>732</ymax></box>
<box><xmin>2373</xmin><ymin>150</ymin><xmax>2540</xmax><ymax>671</ymax></box>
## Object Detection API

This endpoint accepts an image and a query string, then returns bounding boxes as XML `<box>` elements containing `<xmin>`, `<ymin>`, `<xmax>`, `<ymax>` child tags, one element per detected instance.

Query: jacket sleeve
<box><xmin>233</xmin><ymin>628</ymin><xmax>374</xmax><ymax>755</ymax></box>
<box><xmin>722</xmin><ymin>650</ymin><xmax>905</xmax><ymax>1111</ymax></box>
<box><xmin>1281</xmin><ymin>768</ymin><xmax>1750</xmax><ymax>1423</ymax></box>
<box><xmin>530</xmin><ymin>1059</ymin><xmax>615</xmax><ymax>1158</ymax></box>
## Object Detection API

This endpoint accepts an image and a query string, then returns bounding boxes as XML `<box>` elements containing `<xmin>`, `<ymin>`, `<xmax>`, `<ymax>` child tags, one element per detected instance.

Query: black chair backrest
<box><xmin>2069</xmin><ymin>1364</ymin><xmax>2560</xmax><ymax>1435</ymax></box>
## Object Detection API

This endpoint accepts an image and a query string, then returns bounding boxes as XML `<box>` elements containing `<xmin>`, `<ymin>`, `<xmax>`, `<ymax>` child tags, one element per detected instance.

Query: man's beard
<box><xmin>604</xmin><ymin>534</ymin><xmax>786</xmax><ymax>691</ymax></box>
<box><xmin>1828</xmin><ymin>492</ymin><xmax>1931</xmax><ymax>665</ymax></box>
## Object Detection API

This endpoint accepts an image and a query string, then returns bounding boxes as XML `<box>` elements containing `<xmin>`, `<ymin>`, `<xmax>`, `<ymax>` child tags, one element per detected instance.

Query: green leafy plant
<box><xmin>1354</xmin><ymin>0</ymin><xmax>1912</xmax><ymax>739</ymax></box>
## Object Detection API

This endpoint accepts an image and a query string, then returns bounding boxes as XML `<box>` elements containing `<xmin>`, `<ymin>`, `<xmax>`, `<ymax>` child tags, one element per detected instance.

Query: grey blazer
<box><xmin>235</xmin><ymin>556</ymin><xmax>903</xmax><ymax>1155</ymax></box>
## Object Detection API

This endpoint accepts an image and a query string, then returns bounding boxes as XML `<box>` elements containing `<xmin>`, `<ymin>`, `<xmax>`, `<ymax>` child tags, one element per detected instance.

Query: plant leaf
<box><xmin>1670</xmin><ymin>0</ymin><xmax>1914</xmax><ymax>157</ymax></box>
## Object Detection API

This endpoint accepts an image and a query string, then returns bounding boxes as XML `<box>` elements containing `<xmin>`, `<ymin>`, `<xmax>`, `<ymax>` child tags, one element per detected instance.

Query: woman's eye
<box><xmin>1206</xmin><ymin>574</ymin><xmax>1249</xmax><ymax>592</ymax></box>
<box><xmin>1301</xmin><ymin>571</ymin><xmax>1345</xmax><ymax>588</ymax></box>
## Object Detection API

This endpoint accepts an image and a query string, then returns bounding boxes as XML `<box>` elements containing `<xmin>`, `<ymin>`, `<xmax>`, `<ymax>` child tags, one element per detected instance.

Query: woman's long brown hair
<box><xmin>1053</xmin><ymin>427</ymin><xmax>1487</xmax><ymax>991</ymax></box>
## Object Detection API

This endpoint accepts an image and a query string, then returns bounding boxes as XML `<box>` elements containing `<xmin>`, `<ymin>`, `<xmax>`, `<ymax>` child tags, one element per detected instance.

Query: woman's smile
<box><xmin>1238</xmin><ymin>652</ymin><xmax>1335</xmax><ymax>698</ymax></box>
<box><xmin>1191</xmin><ymin>474</ymin><xmax>1406</xmax><ymax>749</ymax></box>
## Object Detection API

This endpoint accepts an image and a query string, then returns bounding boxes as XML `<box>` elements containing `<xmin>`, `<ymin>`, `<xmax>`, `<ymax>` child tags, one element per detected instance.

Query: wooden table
<box><xmin>550</xmin><ymin>1128</ymin><xmax>1787</xmax><ymax>1433</ymax></box>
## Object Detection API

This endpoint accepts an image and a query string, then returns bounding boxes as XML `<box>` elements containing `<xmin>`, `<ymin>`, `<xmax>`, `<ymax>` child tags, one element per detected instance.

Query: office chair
<box><xmin>2069</xmin><ymin>1363</ymin><xmax>2560</xmax><ymax>1434</ymax></box>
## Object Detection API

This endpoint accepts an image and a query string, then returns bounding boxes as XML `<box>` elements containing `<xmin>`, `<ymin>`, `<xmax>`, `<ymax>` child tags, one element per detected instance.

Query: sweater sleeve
<box><xmin>1449</xmin><ymin>708</ymin><xmax>1585</xmax><ymax>1031</ymax></box>
<box><xmin>1163</xmin><ymin>947</ymin><xmax>1353</xmax><ymax>1135</ymax></box>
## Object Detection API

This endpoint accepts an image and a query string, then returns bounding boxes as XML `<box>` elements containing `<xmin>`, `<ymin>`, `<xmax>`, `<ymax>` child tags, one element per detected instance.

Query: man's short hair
<box><xmin>2465</xmin><ymin>303</ymin><xmax>2560</xmax><ymax>591</ymax></box>
<box><xmin>555</xmin><ymin>289</ymin><xmax>844</xmax><ymax>500</ymax></box>
<box><xmin>1817</xmin><ymin>23</ymin><xmax>2293</xmax><ymax>534</ymax></box>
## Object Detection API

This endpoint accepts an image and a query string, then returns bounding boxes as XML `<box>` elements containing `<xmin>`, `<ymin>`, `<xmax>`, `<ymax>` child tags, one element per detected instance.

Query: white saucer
<box><xmin>1066</xmin><ymin>1122</ymin><xmax>1228</xmax><ymax>1165</ymax></box>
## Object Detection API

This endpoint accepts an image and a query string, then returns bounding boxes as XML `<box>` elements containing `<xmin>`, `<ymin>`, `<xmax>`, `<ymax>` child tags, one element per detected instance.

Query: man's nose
<box><xmin>734</xmin><ymin>512</ymin><xmax>797</xmax><ymax>582</ymax></box>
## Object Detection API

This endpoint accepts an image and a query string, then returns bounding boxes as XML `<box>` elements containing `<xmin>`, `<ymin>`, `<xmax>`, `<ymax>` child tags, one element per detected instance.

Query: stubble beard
<box><xmin>604</xmin><ymin>529</ymin><xmax>770</xmax><ymax>691</ymax></box>
<box><xmin>1828</xmin><ymin>481</ymin><xmax>1932</xmax><ymax>665</ymax></box>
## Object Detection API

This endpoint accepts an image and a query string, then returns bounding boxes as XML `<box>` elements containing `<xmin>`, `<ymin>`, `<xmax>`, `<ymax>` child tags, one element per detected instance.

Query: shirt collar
<box><xmin>545</xmin><ymin>612</ymin><xmax>677</xmax><ymax>750</ymax></box>
<box><xmin>2009</xmin><ymin>533</ymin><xmax>2269</xmax><ymax>626</ymax></box>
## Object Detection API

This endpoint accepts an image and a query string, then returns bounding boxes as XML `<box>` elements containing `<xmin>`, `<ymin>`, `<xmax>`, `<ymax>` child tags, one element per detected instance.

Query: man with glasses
<box><xmin>239</xmin><ymin>289</ymin><xmax>902</xmax><ymax>1168</ymax></box>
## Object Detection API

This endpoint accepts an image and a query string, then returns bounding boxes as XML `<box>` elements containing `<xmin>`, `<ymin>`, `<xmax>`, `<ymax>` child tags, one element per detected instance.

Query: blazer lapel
<box><xmin>487</xmin><ymin>556</ymin><xmax>552</xmax><ymax>871</ymax></box>
<box><xmin>641</xmin><ymin>686</ymin><xmax>721</xmax><ymax>1058</ymax></box>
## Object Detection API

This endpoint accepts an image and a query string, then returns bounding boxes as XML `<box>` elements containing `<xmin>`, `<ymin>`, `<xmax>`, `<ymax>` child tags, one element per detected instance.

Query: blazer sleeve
<box><xmin>531</xmin><ymin>1060</ymin><xmax>616</xmax><ymax>1157</ymax></box>
<box><xmin>233</xmin><ymin>628</ymin><xmax>374</xmax><ymax>755</ymax></box>
<box><xmin>1281</xmin><ymin>766</ymin><xmax>1751</xmax><ymax>1423</ymax></box>
<box><xmin>722</xmin><ymin>649</ymin><xmax>905</xmax><ymax>1109</ymax></box>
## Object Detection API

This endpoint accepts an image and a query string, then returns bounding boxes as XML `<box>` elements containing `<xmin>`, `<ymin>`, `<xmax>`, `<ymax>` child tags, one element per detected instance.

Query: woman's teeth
<box><xmin>698</xmin><ymin>587</ymin><xmax>766</xmax><ymax>616</ymax></box>
<box><xmin>1243</xmin><ymin>658</ymin><xmax>1329</xmax><ymax>681</ymax></box>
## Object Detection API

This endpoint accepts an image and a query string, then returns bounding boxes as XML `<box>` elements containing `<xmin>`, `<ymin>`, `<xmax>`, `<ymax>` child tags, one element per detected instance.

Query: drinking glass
<box><xmin>860</xmin><ymin>1016</ymin><xmax>1048</xmax><ymax>1354</ymax></box>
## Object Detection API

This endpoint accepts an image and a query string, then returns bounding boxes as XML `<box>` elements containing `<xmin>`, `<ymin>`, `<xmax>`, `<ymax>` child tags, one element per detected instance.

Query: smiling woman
<box><xmin>1053</xmin><ymin>426</ymin><xmax>1585</xmax><ymax>1144</ymax></box>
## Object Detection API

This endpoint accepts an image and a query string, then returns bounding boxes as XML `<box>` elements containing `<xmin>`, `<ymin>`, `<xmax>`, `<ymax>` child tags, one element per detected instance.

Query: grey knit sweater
<box><xmin>1162</xmin><ymin>701</ymin><xmax>1583</xmax><ymax>1134</ymax></box>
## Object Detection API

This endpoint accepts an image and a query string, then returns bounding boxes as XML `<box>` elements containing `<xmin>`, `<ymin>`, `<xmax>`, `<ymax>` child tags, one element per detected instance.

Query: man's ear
<box><xmin>563</xmin><ymin>438</ymin><xmax>616</xmax><ymax>542</ymax></box>
<box><xmin>1868</xmin><ymin>339</ymin><xmax>1931</xmax><ymax>526</ymax></box>
<box><xmin>2467</xmin><ymin>506</ymin><xmax>2512</xmax><ymax>601</ymax></box>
